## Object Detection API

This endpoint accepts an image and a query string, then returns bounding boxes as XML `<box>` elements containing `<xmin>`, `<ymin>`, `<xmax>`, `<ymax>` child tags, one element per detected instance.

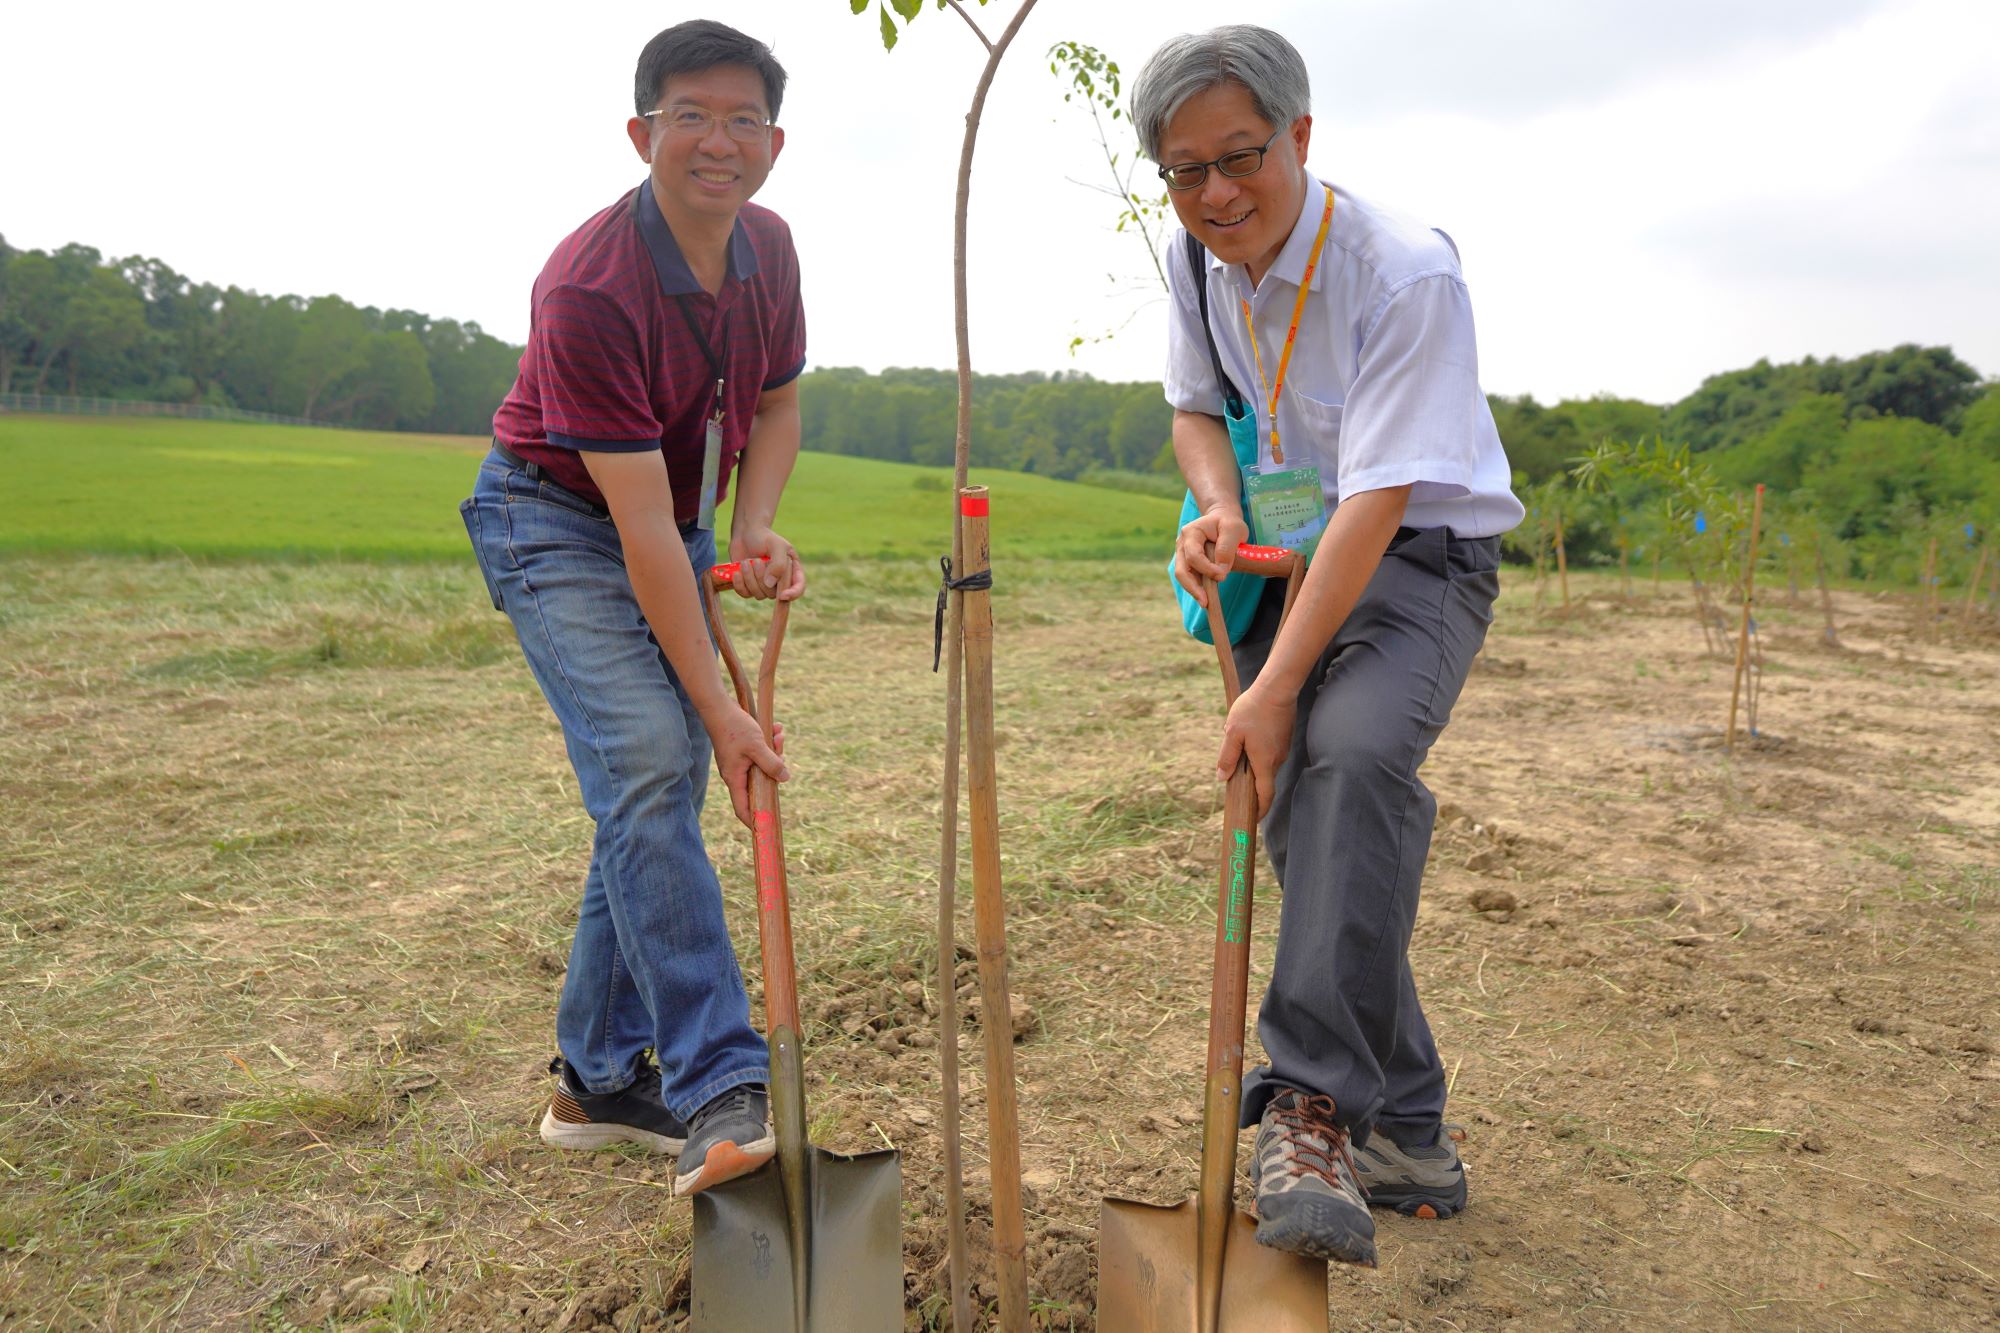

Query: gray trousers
<box><xmin>1232</xmin><ymin>525</ymin><xmax>1500</xmax><ymax>1147</ymax></box>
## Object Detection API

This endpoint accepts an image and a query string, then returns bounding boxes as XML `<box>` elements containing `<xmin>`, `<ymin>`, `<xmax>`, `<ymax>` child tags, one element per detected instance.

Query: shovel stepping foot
<box><xmin>1254</xmin><ymin>1195</ymin><xmax>1378</xmax><ymax>1268</ymax></box>
<box><xmin>674</xmin><ymin>1085</ymin><xmax>776</xmax><ymax>1197</ymax></box>
<box><xmin>1251</xmin><ymin>1088</ymin><xmax>1378</xmax><ymax>1267</ymax></box>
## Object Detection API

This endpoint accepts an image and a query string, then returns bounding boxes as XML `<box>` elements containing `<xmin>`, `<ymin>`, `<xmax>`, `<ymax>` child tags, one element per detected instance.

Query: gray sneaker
<box><xmin>1352</xmin><ymin>1124</ymin><xmax>1468</xmax><ymax>1219</ymax></box>
<box><xmin>1251</xmin><ymin>1087</ymin><xmax>1376</xmax><ymax>1267</ymax></box>
<box><xmin>672</xmin><ymin>1084</ymin><xmax>776</xmax><ymax>1197</ymax></box>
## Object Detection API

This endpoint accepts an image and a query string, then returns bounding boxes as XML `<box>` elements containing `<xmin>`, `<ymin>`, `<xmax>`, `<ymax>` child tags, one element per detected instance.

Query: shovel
<box><xmin>1099</xmin><ymin>543</ymin><xmax>1326</xmax><ymax>1333</ymax></box>
<box><xmin>689</xmin><ymin>561</ymin><xmax>903</xmax><ymax>1333</ymax></box>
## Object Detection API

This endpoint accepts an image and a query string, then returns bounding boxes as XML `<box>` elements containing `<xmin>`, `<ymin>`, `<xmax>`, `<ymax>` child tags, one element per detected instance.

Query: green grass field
<box><xmin>5</xmin><ymin>415</ymin><xmax>1179</xmax><ymax>562</ymax></box>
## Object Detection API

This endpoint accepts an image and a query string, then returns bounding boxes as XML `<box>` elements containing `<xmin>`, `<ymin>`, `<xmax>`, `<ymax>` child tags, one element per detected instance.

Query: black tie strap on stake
<box><xmin>933</xmin><ymin>555</ymin><xmax>994</xmax><ymax>671</ymax></box>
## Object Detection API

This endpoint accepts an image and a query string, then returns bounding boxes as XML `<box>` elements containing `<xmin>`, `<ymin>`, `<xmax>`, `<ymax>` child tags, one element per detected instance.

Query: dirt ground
<box><xmin>2</xmin><ymin>557</ymin><xmax>1996</xmax><ymax>1331</ymax></box>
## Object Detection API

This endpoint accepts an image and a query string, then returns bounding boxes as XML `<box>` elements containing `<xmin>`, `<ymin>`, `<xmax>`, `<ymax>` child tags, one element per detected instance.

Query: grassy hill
<box><xmin>5</xmin><ymin>415</ymin><xmax>1179</xmax><ymax>562</ymax></box>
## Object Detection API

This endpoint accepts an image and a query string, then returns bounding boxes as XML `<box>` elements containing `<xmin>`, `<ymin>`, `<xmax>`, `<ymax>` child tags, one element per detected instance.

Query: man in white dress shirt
<box><xmin>1134</xmin><ymin>25</ymin><xmax>1526</xmax><ymax>1267</ymax></box>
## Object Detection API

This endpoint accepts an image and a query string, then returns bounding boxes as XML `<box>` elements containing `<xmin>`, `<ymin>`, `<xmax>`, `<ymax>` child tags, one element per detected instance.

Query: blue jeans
<box><xmin>460</xmin><ymin>448</ymin><xmax>768</xmax><ymax>1117</ymax></box>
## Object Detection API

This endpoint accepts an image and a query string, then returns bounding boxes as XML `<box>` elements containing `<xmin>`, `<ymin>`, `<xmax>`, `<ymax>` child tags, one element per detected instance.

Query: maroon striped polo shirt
<box><xmin>491</xmin><ymin>182</ymin><xmax>806</xmax><ymax>522</ymax></box>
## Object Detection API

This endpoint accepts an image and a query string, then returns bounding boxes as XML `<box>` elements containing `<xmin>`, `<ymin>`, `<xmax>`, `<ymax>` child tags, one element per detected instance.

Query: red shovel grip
<box><xmin>1229</xmin><ymin>543</ymin><xmax>1298</xmax><ymax>577</ymax></box>
<box><xmin>706</xmin><ymin>555</ymin><xmax>770</xmax><ymax>590</ymax></box>
<box><xmin>1198</xmin><ymin>541</ymin><xmax>1300</xmax><ymax>580</ymax></box>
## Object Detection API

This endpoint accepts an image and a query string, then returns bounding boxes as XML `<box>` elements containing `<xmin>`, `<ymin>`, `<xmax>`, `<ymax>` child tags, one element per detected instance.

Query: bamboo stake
<box><xmin>1555</xmin><ymin>512</ymin><xmax>1572</xmax><ymax>613</ymax></box>
<box><xmin>956</xmin><ymin>486</ymin><xmax>1027</xmax><ymax>1332</ymax></box>
<box><xmin>1921</xmin><ymin>537</ymin><xmax>1938</xmax><ymax>640</ymax></box>
<box><xmin>1967</xmin><ymin>545</ymin><xmax>1990</xmax><ymax>629</ymax></box>
<box><xmin>1727</xmin><ymin>484</ymin><xmax>1766</xmax><ymax>753</ymax></box>
<box><xmin>1815</xmin><ymin>537</ymin><xmax>1840</xmax><ymax>647</ymax></box>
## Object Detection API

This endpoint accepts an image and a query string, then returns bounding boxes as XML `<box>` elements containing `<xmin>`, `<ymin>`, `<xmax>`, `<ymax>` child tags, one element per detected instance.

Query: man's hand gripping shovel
<box><xmin>1097</xmin><ymin>543</ymin><xmax>1327</xmax><ymax>1333</ymax></box>
<box><xmin>689</xmin><ymin>562</ymin><xmax>903</xmax><ymax>1333</ymax></box>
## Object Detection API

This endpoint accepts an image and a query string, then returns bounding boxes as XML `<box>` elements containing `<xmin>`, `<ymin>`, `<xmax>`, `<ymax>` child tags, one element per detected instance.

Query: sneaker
<box><xmin>672</xmin><ymin>1084</ymin><xmax>776</xmax><ymax>1196</ymax></box>
<box><xmin>1353</xmin><ymin>1124</ymin><xmax>1468</xmax><ymax>1219</ymax></box>
<box><xmin>538</xmin><ymin>1055</ymin><xmax>688</xmax><ymax>1154</ymax></box>
<box><xmin>1251</xmin><ymin>1087</ymin><xmax>1377</xmax><ymax>1266</ymax></box>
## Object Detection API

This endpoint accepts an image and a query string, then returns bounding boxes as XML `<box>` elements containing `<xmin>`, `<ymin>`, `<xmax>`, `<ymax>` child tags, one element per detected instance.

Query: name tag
<box><xmin>696</xmin><ymin>413</ymin><xmax>722</xmax><ymax>532</ymax></box>
<box><xmin>1242</xmin><ymin>461</ymin><xmax>1328</xmax><ymax>562</ymax></box>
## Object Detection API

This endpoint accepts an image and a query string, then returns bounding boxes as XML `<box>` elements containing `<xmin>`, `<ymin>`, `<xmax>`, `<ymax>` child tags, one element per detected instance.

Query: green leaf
<box><xmin>851</xmin><ymin>0</ymin><xmax>869</xmax><ymax>13</ymax></box>
<box><xmin>879</xmin><ymin>3</ymin><xmax>898</xmax><ymax>50</ymax></box>
<box><xmin>890</xmin><ymin>0</ymin><xmax>923</xmax><ymax>19</ymax></box>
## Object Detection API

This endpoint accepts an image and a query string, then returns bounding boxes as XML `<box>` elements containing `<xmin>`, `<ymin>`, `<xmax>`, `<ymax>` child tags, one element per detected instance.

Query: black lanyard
<box><xmin>675</xmin><ymin>297</ymin><xmax>728</xmax><ymax>422</ymax></box>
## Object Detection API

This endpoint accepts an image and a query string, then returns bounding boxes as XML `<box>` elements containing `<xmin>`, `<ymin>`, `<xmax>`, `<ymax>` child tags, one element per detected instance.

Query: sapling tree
<box><xmin>1576</xmin><ymin>439</ymin><xmax>1751</xmax><ymax>655</ymax></box>
<box><xmin>839</xmin><ymin>6</ymin><xmax>1040</xmax><ymax>1329</ymax></box>
<box><xmin>1577</xmin><ymin>441</ymin><xmax>1775</xmax><ymax>748</ymax></box>
<box><xmin>1769</xmin><ymin>491</ymin><xmax>1847</xmax><ymax>646</ymax></box>
<box><xmin>1962</xmin><ymin>520</ymin><xmax>1992</xmax><ymax>632</ymax></box>
<box><xmin>1506</xmin><ymin>474</ymin><xmax>1583</xmax><ymax>615</ymax></box>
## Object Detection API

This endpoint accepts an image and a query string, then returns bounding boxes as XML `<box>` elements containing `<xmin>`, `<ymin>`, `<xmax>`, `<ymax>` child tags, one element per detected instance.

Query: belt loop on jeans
<box><xmin>491</xmin><ymin>438</ymin><xmax>541</xmax><ymax>481</ymax></box>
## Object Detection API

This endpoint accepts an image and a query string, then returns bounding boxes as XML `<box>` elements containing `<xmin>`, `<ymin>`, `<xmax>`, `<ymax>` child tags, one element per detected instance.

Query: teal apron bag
<box><xmin>1172</xmin><ymin>233</ymin><xmax>1267</xmax><ymax>646</ymax></box>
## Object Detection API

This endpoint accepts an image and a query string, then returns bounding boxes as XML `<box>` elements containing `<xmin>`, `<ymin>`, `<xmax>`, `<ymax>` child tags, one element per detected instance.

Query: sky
<box><xmin>4</xmin><ymin>0</ymin><xmax>1995</xmax><ymax>406</ymax></box>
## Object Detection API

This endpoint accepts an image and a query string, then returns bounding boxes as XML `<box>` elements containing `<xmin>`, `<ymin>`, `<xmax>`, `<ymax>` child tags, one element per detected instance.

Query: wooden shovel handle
<box><xmin>704</xmin><ymin>560</ymin><xmax>788</xmax><ymax>748</ymax></box>
<box><xmin>1196</xmin><ymin>561</ymin><xmax>1298</xmax><ymax>1288</ymax></box>
<box><xmin>699</xmin><ymin>572</ymin><xmax>798</xmax><ymax>1038</ymax></box>
<box><xmin>1201</xmin><ymin>543</ymin><xmax>1305</xmax><ymax>708</ymax></box>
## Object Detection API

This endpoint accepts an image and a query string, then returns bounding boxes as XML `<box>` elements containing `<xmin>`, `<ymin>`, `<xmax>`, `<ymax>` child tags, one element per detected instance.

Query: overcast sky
<box><xmin>4</xmin><ymin>0</ymin><xmax>1994</xmax><ymax>405</ymax></box>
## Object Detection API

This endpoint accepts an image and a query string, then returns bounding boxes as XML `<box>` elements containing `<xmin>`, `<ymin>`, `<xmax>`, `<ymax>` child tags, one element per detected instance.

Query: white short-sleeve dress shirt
<box><xmin>1164</xmin><ymin>178</ymin><xmax>1526</xmax><ymax>540</ymax></box>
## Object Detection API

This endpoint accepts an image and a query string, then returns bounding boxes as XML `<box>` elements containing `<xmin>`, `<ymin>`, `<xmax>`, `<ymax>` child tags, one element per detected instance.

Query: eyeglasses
<box><xmin>1156</xmin><ymin>130</ymin><xmax>1279</xmax><ymax>191</ymax></box>
<box><xmin>643</xmin><ymin>105</ymin><xmax>773</xmax><ymax>144</ymax></box>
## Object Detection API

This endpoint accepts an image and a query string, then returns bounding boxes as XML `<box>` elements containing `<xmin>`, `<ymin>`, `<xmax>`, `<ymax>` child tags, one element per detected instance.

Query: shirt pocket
<box><xmin>1287</xmin><ymin>393</ymin><xmax>1343</xmax><ymax>472</ymax></box>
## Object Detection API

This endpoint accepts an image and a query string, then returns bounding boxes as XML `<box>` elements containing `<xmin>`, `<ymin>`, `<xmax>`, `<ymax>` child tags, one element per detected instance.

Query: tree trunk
<box><xmin>937</xmin><ymin>6</ymin><xmax>1039</xmax><ymax>1330</ymax></box>
<box><xmin>1726</xmin><ymin>485</ymin><xmax>1766</xmax><ymax>753</ymax></box>
<box><xmin>1815</xmin><ymin>538</ymin><xmax>1839</xmax><ymax>646</ymax></box>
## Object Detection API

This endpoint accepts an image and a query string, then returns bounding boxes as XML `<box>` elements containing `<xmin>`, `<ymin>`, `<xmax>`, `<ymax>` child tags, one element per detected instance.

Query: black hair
<box><xmin>634</xmin><ymin>20</ymin><xmax>786</xmax><ymax>120</ymax></box>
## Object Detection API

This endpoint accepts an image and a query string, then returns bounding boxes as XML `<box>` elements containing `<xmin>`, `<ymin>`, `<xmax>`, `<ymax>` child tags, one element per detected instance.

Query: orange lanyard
<box><xmin>1240</xmin><ymin>183</ymin><xmax>1335</xmax><ymax>465</ymax></box>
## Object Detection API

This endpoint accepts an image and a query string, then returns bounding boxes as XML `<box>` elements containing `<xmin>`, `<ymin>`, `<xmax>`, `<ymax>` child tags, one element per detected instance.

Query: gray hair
<box><xmin>1130</xmin><ymin>26</ymin><xmax>1311</xmax><ymax>162</ymax></box>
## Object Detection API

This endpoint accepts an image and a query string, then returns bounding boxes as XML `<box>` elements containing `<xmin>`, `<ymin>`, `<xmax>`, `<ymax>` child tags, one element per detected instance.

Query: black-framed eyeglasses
<box><xmin>1156</xmin><ymin>130</ymin><xmax>1279</xmax><ymax>191</ymax></box>
<box><xmin>644</xmin><ymin>105</ymin><xmax>773</xmax><ymax>144</ymax></box>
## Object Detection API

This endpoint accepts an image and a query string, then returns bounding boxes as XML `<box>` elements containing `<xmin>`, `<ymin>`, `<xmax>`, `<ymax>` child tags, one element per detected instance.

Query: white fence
<box><xmin>0</xmin><ymin>392</ymin><xmax>326</xmax><ymax>429</ymax></box>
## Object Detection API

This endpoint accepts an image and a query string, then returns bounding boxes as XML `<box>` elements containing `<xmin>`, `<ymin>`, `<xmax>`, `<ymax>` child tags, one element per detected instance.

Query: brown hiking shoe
<box><xmin>1250</xmin><ymin>1087</ymin><xmax>1376</xmax><ymax>1266</ymax></box>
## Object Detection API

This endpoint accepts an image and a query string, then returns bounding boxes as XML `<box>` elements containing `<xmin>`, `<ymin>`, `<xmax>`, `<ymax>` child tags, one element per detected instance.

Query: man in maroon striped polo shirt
<box><xmin>461</xmin><ymin>19</ymin><xmax>804</xmax><ymax>1196</ymax></box>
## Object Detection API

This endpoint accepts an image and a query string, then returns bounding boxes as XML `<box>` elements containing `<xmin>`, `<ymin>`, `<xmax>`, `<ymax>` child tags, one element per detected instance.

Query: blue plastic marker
<box><xmin>1695</xmin><ymin>511</ymin><xmax>1707</xmax><ymax>535</ymax></box>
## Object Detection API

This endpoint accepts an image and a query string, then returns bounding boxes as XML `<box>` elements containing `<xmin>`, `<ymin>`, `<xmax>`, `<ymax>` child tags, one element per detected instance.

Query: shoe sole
<box><xmin>1358</xmin><ymin>1178</ymin><xmax>1467</xmax><ymax>1220</ymax></box>
<box><xmin>539</xmin><ymin>1108</ymin><xmax>685</xmax><ymax>1155</ymax></box>
<box><xmin>672</xmin><ymin>1132</ymin><xmax>777</xmax><ymax>1197</ymax></box>
<box><xmin>1255</xmin><ymin>1200</ymin><xmax>1378</xmax><ymax>1268</ymax></box>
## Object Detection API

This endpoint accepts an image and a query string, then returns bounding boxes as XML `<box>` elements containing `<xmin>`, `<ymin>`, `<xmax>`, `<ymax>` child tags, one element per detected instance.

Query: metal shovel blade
<box><xmin>1098</xmin><ymin>1196</ymin><xmax>1326</xmax><ymax>1333</ymax></box>
<box><xmin>689</xmin><ymin>1145</ymin><xmax>903</xmax><ymax>1333</ymax></box>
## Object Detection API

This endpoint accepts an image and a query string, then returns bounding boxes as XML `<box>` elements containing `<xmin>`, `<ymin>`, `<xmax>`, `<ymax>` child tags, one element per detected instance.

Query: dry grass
<box><xmin>3</xmin><ymin>555</ymin><xmax>1997</xmax><ymax>1331</ymax></box>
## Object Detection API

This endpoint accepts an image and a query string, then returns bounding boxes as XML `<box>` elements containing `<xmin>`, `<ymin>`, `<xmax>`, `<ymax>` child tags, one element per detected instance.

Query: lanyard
<box><xmin>674</xmin><ymin>296</ymin><xmax>729</xmax><ymax>424</ymax></box>
<box><xmin>1239</xmin><ymin>183</ymin><xmax>1335</xmax><ymax>466</ymax></box>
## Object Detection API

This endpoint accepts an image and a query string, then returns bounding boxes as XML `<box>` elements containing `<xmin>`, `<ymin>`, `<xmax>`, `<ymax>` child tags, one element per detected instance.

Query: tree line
<box><xmin>0</xmin><ymin>235</ymin><xmax>519</xmax><ymax>435</ymax></box>
<box><xmin>1487</xmin><ymin>345</ymin><xmax>1998</xmax><ymax>572</ymax></box>
<box><xmin>6</xmin><ymin>230</ymin><xmax>1994</xmax><ymax>568</ymax></box>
